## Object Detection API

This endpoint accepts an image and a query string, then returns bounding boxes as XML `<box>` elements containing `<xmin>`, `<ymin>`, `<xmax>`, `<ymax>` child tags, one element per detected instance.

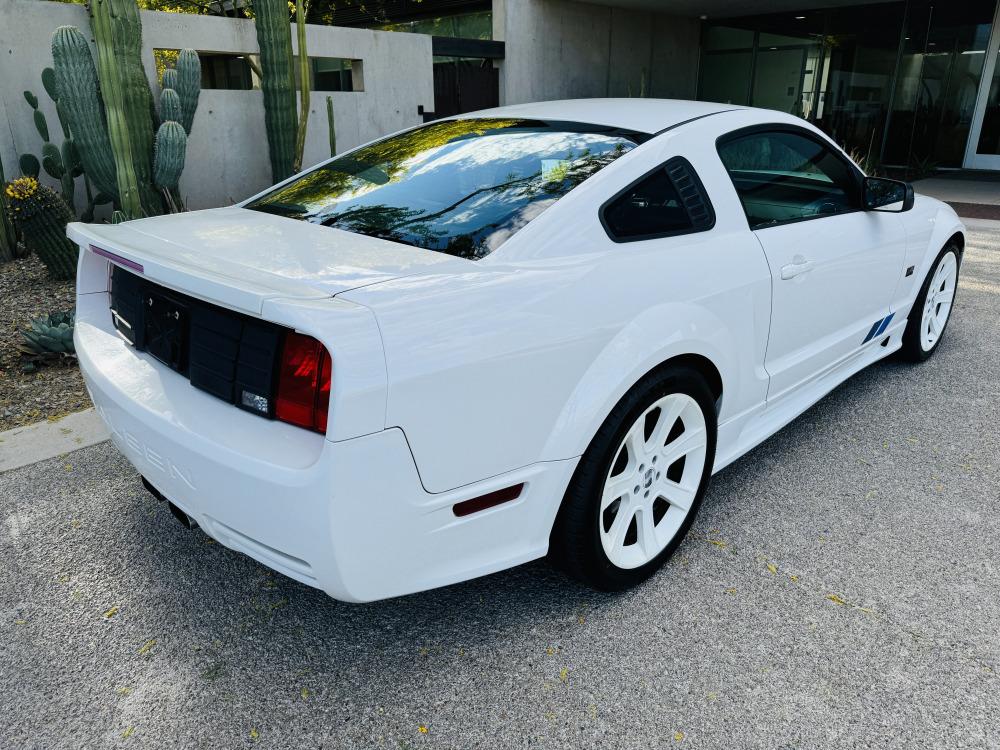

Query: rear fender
<box><xmin>541</xmin><ymin>301</ymin><xmax>737</xmax><ymax>462</ymax></box>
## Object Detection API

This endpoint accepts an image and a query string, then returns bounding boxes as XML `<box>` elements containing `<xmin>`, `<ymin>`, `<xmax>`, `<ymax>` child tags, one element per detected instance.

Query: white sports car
<box><xmin>71</xmin><ymin>99</ymin><xmax>964</xmax><ymax>602</ymax></box>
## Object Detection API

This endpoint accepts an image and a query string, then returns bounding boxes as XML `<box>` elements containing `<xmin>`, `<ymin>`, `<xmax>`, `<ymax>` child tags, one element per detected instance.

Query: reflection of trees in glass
<box><xmin>248</xmin><ymin>118</ymin><xmax>636</xmax><ymax>259</ymax></box>
<box><xmin>318</xmin><ymin>144</ymin><xmax>627</xmax><ymax>259</ymax></box>
<box><xmin>259</xmin><ymin>118</ymin><xmax>526</xmax><ymax>213</ymax></box>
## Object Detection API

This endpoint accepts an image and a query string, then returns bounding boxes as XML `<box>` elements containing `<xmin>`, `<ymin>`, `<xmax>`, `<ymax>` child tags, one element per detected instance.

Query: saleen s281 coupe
<box><xmin>71</xmin><ymin>99</ymin><xmax>964</xmax><ymax>602</ymax></box>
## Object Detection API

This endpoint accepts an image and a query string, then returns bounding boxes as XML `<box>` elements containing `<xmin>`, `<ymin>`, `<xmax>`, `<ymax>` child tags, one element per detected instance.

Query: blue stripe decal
<box><xmin>874</xmin><ymin>312</ymin><xmax>895</xmax><ymax>337</ymax></box>
<box><xmin>862</xmin><ymin>320</ymin><xmax>882</xmax><ymax>344</ymax></box>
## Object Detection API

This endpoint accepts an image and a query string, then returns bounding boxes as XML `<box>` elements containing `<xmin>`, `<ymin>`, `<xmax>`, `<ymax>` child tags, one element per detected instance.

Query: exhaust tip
<box><xmin>167</xmin><ymin>501</ymin><xmax>198</xmax><ymax>530</ymax></box>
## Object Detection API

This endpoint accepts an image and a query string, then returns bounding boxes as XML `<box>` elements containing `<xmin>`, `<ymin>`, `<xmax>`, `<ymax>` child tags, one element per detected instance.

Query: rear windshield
<box><xmin>245</xmin><ymin>118</ymin><xmax>643</xmax><ymax>260</ymax></box>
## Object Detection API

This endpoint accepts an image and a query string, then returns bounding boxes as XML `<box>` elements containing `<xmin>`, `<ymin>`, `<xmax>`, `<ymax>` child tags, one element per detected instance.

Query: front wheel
<box><xmin>900</xmin><ymin>245</ymin><xmax>960</xmax><ymax>362</ymax></box>
<box><xmin>549</xmin><ymin>366</ymin><xmax>717</xmax><ymax>591</ymax></box>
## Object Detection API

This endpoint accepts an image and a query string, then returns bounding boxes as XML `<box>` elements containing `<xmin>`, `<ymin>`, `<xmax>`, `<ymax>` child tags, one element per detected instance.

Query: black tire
<box><xmin>899</xmin><ymin>244</ymin><xmax>961</xmax><ymax>362</ymax></box>
<box><xmin>549</xmin><ymin>364</ymin><xmax>717</xmax><ymax>591</ymax></box>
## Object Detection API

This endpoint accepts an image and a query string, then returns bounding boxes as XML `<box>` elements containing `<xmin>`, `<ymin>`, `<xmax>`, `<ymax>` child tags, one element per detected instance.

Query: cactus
<box><xmin>52</xmin><ymin>26</ymin><xmax>119</xmax><ymax>205</ymax></box>
<box><xmin>292</xmin><ymin>0</ymin><xmax>310</xmax><ymax>174</ymax></box>
<box><xmin>89</xmin><ymin>0</ymin><xmax>159</xmax><ymax>217</ymax></box>
<box><xmin>19</xmin><ymin>154</ymin><xmax>41</xmax><ymax>179</ymax></box>
<box><xmin>0</xmin><ymin>158</ymin><xmax>19</xmax><ymax>263</ymax></box>
<box><xmin>20</xmin><ymin>311</ymin><xmax>76</xmax><ymax>356</ymax></box>
<box><xmin>51</xmin><ymin>12</ymin><xmax>199</xmax><ymax>220</ymax></box>
<box><xmin>159</xmin><ymin>88</ymin><xmax>182</xmax><ymax>125</ymax></box>
<box><xmin>21</xmin><ymin>86</ymin><xmax>78</xmax><ymax>210</ymax></box>
<box><xmin>86</xmin><ymin>1</ymin><xmax>143</xmax><ymax>219</ymax></box>
<box><xmin>153</xmin><ymin>121</ymin><xmax>187</xmax><ymax>191</ymax></box>
<box><xmin>161</xmin><ymin>68</ymin><xmax>178</xmax><ymax>92</ymax></box>
<box><xmin>175</xmin><ymin>49</ymin><xmax>201</xmax><ymax>135</ymax></box>
<box><xmin>326</xmin><ymin>95</ymin><xmax>336</xmax><ymax>157</ymax></box>
<box><xmin>253</xmin><ymin>0</ymin><xmax>297</xmax><ymax>182</ymax></box>
<box><xmin>4</xmin><ymin>177</ymin><xmax>78</xmax><ymax>279</ymax></box>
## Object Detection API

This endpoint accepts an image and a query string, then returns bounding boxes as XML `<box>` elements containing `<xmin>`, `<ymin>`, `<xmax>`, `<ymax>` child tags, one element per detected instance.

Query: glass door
<box><xmin>965</xmin><ymin>1</ymin><xmax>1000</xmax><ymax>169</ymax></box>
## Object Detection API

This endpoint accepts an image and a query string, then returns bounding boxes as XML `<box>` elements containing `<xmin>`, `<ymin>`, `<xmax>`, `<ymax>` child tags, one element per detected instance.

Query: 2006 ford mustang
<box><xmin>71</xmin><ymin>99</ymin><xmax>964</xmax><ymax>602</ymax></box>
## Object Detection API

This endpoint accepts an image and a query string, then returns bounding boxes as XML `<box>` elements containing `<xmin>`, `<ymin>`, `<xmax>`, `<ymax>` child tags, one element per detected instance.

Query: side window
<box><xmin>601</xmin><ymin>157</ymin><xmax>714</xmax><ymax>242</ymax></box>
<box><xmin>717</xmin><ymin>129</ymin><xmax>860</xmax><ymax>230</ymax></box>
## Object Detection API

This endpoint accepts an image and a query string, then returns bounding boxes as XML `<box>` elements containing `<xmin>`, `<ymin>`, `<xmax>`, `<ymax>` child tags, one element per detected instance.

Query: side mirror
<box><xmin>863</xmin><ymin>176</ymin><xmax>914</xmax><ymax>212</ymax></box>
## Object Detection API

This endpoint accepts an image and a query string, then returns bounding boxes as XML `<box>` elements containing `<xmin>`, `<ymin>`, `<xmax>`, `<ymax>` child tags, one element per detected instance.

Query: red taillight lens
<box><xmin>276</xmin><ymin>332</ymin><xmax>332</xmax><ymax>433</ymax></box>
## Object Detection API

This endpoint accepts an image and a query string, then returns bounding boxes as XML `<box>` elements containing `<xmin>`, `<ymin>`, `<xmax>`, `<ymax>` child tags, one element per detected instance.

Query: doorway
<box><xmin>965</xmin><ymin>1</ymin><xmax>1000</xmax><ymax>168</ymax></box>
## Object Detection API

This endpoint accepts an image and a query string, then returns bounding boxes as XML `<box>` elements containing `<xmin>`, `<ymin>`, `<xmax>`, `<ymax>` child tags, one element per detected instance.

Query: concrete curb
<box><xmin>0</xmin><ymin>408</ymin><xmax>109</xmax><ymax>473</ymax></box>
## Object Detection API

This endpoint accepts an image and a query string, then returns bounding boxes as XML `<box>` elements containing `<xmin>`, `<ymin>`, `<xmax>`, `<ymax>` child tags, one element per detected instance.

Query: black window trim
<box><xmin>598</xmin><ymin>155</ymin><xmax>717</xmax><ymax>244</ymax></box>
<box><xmin>714</xmin><ymin>123</ymin><xmax>865</xmax><ymax>232</ymax></box>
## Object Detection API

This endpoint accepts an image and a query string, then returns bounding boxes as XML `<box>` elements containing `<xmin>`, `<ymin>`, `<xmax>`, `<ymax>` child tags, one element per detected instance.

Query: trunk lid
<box><xmin>68</xmin><ymin>206</ymin><xmax>468</xmax><ymax>315</ymax></box>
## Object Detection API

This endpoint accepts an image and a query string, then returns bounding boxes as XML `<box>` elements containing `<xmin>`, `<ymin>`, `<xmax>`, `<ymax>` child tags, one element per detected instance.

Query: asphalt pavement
<box><xmin>2</xmin><ymin>226</ymin><xmax>998</xmax><ymax>750</ymax></box>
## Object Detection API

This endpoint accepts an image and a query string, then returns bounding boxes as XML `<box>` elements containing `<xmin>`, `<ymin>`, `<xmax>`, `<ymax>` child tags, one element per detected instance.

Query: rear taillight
<box><xmin>276</xmin><ymin>332</ymin><xmax>332</xmax><ymax>434</ymax></box>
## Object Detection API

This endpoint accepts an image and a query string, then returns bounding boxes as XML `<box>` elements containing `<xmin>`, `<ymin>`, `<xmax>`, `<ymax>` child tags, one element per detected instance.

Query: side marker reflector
<box><xmin>453</xmin><ymin>483</ymin><xmax>524</xmax><ymax>517</ymax></box>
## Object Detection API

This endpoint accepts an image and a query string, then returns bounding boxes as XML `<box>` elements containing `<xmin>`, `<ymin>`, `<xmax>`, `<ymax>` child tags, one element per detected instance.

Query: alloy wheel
<box><xmin>599</xmin><ymin>393</ymin><xmax>708</xmax><ymax>569</ymax></box>
<box><xmin>921</xmin><ymin>251</ymin><xmax>958</xmax><ymax>352</ymax></box>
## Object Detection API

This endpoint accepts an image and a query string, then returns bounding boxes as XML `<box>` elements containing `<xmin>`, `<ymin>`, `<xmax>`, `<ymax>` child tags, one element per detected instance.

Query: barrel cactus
<box><xmin>4</xmin><ymin>177</ymin><xmax>78</xmax><ymax>279</ymax></box>
<box><xmin>20</xmin><ymin>311</ymin><xmax>76</xmax><ymax>356</ymax></box>
<box><xmin>0</xmin><ymin>158</ymin><xmax>19</xmax><ymax>263</ymax></box>
<box><xmin>253</xmin><ymin>0</ymin><xmax>297</xmax><ymax>182</ymax></box>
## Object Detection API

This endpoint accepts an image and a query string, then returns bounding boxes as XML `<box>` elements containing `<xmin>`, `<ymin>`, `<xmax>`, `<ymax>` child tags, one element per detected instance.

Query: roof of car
<box><xmin>456</xmin><ymin>98</ymin><xmax>742</xmax><ymax>136</ymax></box>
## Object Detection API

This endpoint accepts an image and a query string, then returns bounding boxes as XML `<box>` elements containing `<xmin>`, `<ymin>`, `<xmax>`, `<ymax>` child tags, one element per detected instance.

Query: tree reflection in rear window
<box><xmin>245</xmin><ymin>118</ymin><xmax>644</xmax><ymax>260</ymax></box>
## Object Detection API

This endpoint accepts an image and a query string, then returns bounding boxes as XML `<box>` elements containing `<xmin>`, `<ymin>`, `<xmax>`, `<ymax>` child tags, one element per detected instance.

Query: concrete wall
<box><xmin>0</xmin><ymin>0</ymin><xmax>434</xmax><ymax>211</ymax></box>
<box><xmin>495</xmin><ymin>0</ymin><xmax>700</xmax><ymax>106</ymax></box>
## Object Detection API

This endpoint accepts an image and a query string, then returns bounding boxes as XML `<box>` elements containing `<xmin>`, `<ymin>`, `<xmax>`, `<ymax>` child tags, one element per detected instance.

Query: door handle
<box><xmin>780</xmin><ymin>255</ymin><xmax>814</xmax><ymax>280</ymax></box>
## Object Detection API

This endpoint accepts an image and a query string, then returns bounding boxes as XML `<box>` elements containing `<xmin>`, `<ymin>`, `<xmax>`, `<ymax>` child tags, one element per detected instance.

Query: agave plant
<box><xmin>20</xmin><ymin>310</ymin><xmax>76</xmax><ymax>372</ymax></box>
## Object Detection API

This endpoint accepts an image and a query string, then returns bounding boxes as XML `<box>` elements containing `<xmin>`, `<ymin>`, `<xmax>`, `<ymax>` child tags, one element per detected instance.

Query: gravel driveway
<box><xmin>2</xmin><ymin>226</ymin><xmax>998</xmax><ymax>750</ymax></box>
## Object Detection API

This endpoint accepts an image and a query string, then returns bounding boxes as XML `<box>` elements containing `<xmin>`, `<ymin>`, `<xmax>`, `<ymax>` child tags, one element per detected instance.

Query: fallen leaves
<box><xmin>103</xmin><ymin>606</ymin><xmax>119</xmax><ymax>620</ymax></box>
<box><xmin>827</xmin><ymin>593</ymin><xmax>875</xmax><ymax>614</ymax></box>
<box><xmin>121</xmin><ymin>727</ymin><xmax>134</xmax><ymax>739</ymax></box>
<box><xmin>766</xmin><ymin>563</ymin><xmax>778</xmax><ymax>575</ymax></box>
<box><xmin>300</xmin><ymin>687</ymin><xmax>310</xmax><ymax>701</ymax></box>
<box><xmin>674</xmin><ymin>730</ymin><xmax>685</xmax><ymax>741</ymax></box>
<box><xmin>137</xmin><ymin>639</ymin><xmax>156</xmax><ymax>656</ymax></box>
<box><xmin>559</xmin><ymin>667</ymin><xmax>569</xmax><ymax>683</ymax></box>
<box><xmin>417</xmin><ymin>725</ymin><xmax>428</xmax><ymax>734</ymax></box>
<box><xmin>250</xmin><ymin>728</ymin><xmax>259</xmax><ymax>741</ymax></box>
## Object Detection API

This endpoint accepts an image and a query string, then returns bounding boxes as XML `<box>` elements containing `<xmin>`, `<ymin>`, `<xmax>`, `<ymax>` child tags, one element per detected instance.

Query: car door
<box><xmin>717</xmin><ymin>126</ymin><xmax>906</xmax><ymax>402</ymax></box>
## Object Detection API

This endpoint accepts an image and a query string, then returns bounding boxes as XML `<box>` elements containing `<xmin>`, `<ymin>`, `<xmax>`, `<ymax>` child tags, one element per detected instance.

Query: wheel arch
<box><xmin>540</xmin><ymin>301</ymin><xmax>739</xmax><ymax>465</ymax></box>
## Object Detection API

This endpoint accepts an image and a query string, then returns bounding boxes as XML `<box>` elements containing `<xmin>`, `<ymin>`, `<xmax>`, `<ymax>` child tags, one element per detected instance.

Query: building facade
<box><xmin>344</xmin><ymin>0</ymin><xmax>1000</xmax><ymax>174</ymax></box>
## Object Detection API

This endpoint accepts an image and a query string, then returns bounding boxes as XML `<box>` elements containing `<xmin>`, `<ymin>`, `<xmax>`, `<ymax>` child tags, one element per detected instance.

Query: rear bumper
<box><xmin>76</xmin><ymin>291</ymin><xmax>576</xmax><ymax>602</ymax></box>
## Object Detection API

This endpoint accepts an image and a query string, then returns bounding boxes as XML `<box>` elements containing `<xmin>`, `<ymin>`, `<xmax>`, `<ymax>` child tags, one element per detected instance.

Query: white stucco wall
<box><xmin>495</xmin><ymin>0</ymin><xmax>700</xmax><ymax>106</ymax></box>
<box><xmin>0</xmin><ymin>0</ymin><xmax>434</xmax><ymax>211</ymax></box>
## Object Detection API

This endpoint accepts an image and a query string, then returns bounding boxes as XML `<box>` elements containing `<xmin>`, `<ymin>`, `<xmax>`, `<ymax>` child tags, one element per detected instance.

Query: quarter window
<box><xmin>601</xmin><ymin>158</ymin><xmax>714</xmax><ymax>242</ymax></box>
<box><xmin>717</xmin><ymin>129</ymin><xmax>860</xmax><ymax>230</ymax></box>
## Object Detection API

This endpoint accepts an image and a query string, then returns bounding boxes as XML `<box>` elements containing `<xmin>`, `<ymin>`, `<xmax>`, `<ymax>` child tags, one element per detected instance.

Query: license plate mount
<box><xmin>143</xmin><ymin>290</ymin><xmax>189</xmax><ymax>373</ymax></box>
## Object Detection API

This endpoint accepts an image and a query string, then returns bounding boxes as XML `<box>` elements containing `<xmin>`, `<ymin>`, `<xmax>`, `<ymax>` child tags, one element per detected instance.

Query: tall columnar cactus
<box><xmin>4</xmin><ymin>177</ymin><xmax>78</xmax><ymax>279</ymax></box>
<box><xmin>51</xmin><ymin>26</ymin><xmax>119</xmax><ymax>205</ymax></box>
<box><xmin>326</xmin><ymin>95</ymin><xmax>336</xmax><ymax>158</ymax></box>
<box><xmin>159</xmin><ymin>88</ymin><xmax>182</xmax><ymax>125</ymax></box>
<box><xmin>253</xmin><ymin>0</ymin><xmax>297</xmax><ymax>183</ymax></box>
<box><xmin>89</xmin><ymin>0</ymin><xmax>159</xmax><ymax>217</ymax></box>
<box><xmin>153</xmin><ymin>121</ymin><xmax>187</xmax><ymax>192</ymax></box>
<box><xmin>175</xmin><ymin>49</ymin><xmax>201</xmax><ymax>135</ymax></box>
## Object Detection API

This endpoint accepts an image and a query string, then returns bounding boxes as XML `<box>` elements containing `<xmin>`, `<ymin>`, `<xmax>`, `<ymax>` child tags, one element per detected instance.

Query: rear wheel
<box><xmin>549</xmin><ymin>366</ymin><xmax>717</xmax><ymax>591</ymax></box>
<box><xmin>900</xmin><ymin>245</ymin><xmax>960</xmax><ymax>362</ymax></box>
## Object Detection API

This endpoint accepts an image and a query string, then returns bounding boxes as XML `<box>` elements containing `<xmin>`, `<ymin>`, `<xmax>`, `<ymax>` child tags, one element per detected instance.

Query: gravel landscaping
<box><xmin>0</xmin><ymin>255</ymin><xmax>89</xmax><ymax>431</ymax></box>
